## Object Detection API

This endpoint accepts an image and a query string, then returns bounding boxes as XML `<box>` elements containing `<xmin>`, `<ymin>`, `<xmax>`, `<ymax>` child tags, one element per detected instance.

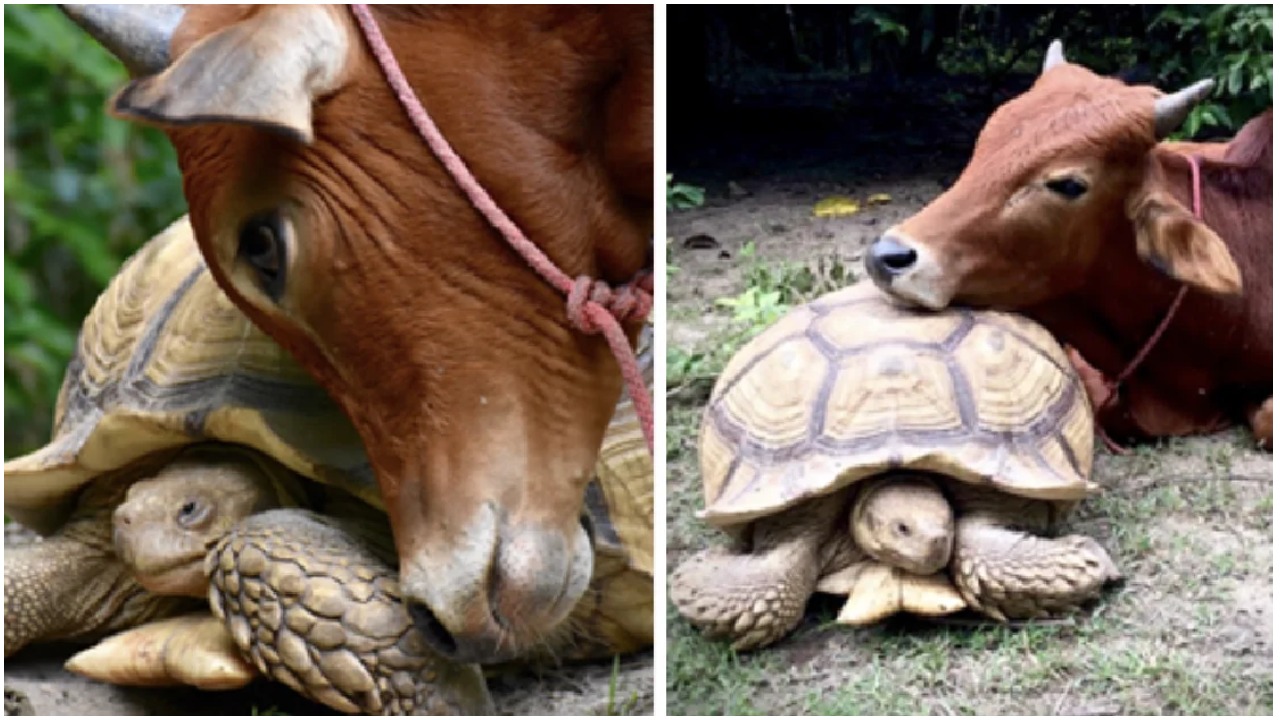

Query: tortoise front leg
<box><xmin>950</xmin><ymin>515</ymin><xmax>1121</xmax><ymax>622</ymax></box>
<box><xmin>5</xmin><ymin>516</ymin><xmax>188</xmax><ymax>656</ymax></box>
<box><xmin>207</xmin><ymin>508</ymin><xmax>494</xmax><ymax>715</ymax></box>
<box><xmin>670</xmin><ymin>497</ymin><xmax>844</xmax><ymax>651</ymax></box>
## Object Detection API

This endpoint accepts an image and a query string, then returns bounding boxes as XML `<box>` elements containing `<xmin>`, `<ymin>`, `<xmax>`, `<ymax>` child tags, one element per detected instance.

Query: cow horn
<box><xmin>59</xmin><ymin>4</ymin><xmax>184</xmax><ymax>77</ymax></box>
<box><xmin>1153</xmin><ymin>79</ymin><xmax>1216</xmax><ymax>138</ymax></box>
<box><xmin>1042</xmin><ymin>39</ymin><xmax>1066</xmax><ymax>74</ymax></box>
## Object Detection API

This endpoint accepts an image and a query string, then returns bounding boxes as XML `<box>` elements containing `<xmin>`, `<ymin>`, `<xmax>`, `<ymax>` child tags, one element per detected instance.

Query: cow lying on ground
<box><xmin>865</xmin><ymin>41</ymin><xmax>1272</xmax><ymax>450</ymax></box>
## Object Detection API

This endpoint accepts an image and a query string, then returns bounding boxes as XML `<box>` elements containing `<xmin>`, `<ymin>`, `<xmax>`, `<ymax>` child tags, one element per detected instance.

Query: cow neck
<box><xmin>1094</xmin><ymin>153</ymin><xmax>1202</xmax><ymax>454</ymax></box>
<box><xmin>349</xmin><ymin>4</ymin><xmax>654</xmax><ymax>454</ymax></box>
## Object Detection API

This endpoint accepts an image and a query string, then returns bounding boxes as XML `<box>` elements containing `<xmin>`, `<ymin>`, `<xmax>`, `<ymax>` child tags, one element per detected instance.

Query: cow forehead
<box><xmin>969</xmin><ymin>69</ymin><xmax>1160</xmax><ymax>179</ymax></box>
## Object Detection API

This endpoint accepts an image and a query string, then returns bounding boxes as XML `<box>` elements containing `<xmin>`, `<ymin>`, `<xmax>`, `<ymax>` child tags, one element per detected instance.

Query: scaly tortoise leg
<box><xmin>207</xmin><ymin>508</ymin><xmax>494</xmax><ymax>715</ymax></box>
<box><xmin>670</xmin><ymin>498</ymin><xmax>843</xmax><ymax>651</ymax></box>
<box><xmin>4</xmin><ymin>481</ymin><xmax>191</xmax><ymax>657</ymax></box>
<box><xmin>951</xmin><ymin>514</ymin><xmax>1121</xmax><ymax>622</ymax></box>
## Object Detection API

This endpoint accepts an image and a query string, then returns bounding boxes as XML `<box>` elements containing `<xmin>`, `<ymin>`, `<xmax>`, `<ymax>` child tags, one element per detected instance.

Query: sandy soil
<box><xmin>3</xmin><ymin>648</ymin><xmax>653</xmax><ymax>716</ymax></box>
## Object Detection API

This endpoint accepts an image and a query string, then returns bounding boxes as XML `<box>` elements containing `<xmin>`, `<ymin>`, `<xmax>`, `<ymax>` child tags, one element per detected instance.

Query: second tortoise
<box><xmin>671</xmin><ymin>282</ymin><xmax>1120</xmax><ymax>651</ymax></box>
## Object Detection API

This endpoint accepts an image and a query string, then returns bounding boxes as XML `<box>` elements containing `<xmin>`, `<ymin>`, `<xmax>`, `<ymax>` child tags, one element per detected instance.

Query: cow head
<box><xmin>66</xmin><ymin>5</ymin><xmax>653</xmax><ymax>663</ymax></box>
<box><xmin>866</xmin><ymin>40</ymin><xmax>1242</xmax><ymax>310</ymax></box>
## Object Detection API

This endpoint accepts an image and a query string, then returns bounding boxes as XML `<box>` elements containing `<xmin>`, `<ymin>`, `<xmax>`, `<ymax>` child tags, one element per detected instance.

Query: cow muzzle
<box><xmin>399</xmin><ymin>503</ymin><xmax>594</xmax><ymax>664</ymax></box>
<box><xmin>864</xmin><ymin>230</ymin><xmax>955</xmax><ymax>309</ymax></box>
<box><xmin>865</xmin><ymin>234</ymin><xmax>919</xmax><ymax>284</ymax></box>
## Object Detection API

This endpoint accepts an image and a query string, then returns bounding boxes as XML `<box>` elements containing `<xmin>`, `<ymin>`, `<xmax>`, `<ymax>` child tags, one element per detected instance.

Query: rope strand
<box><xmin>349</xmin><ymin>4</ymin><xmax>653</xmax><ymax>452</ymax></box>
<box><xmin>1094</xmin><ymin>153</ymin><xmax>1201</xmax><ymax>454</ymax></box>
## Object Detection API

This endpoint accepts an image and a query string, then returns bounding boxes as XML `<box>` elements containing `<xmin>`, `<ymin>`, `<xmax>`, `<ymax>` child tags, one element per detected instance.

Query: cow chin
<box><xmin>877</xmin><ymin>278</ymin><xmax>953</xmax><ymax>310</ymax></box>
<box><xmin>397</xmin><ymin>500</ymin><xmax>595</xmax><ymax>665</ymax></box>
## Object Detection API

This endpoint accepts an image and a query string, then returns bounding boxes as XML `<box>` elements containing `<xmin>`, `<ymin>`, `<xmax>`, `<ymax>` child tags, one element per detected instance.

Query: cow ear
<box><xmin>109</xmin><ymin>5</ymin><xmax>352</xmax><ymax>144</ymax></box>
<box><xmin>1128</xmin><ymin>190</ymin><xmax>1242</xmax><ymax>295</ymax></box>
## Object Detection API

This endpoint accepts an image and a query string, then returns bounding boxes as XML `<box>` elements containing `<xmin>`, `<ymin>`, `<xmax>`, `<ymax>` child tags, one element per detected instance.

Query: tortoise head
<box><xmin>849</xmin><ymin>475</ymin><xmax>954</xmax><ymax>575</ymax></box>
<box><xmin>112</xmin><ymin>447</ymin><xmax>299</xmax><ymax>597</ymax></box>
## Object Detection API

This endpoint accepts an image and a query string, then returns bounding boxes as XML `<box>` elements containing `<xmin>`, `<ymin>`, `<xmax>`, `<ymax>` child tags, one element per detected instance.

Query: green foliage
<box><xmin>1152</xmin><ymin>4</ymin><xmax>1273</xmax><ymax>136</ymax></box>
<box><xmin>666</xmin><ymin>174</ymin><xmax>706</xmax><ymax>211</ymax></box>
<box><xmin>665</xmin><ymin>175</ymin><xmax>705</xmax><ymax>279</ymax></box>
<box><xmin>4</xmin><ymin>5</ymin><xmax>187</xmax><ymax>457</ymax></box>
<box><xmin>769</xmin><ymin>5</ymin><xmax>1271</xmax><ymax>136</ymax></box>
<box><xmin>851</xmin><ymin>6</ymin><xmax>909</xmax><ymax>46</ymax></box>
<box><xmin>666</xmin><ymin>243</ymin><xmax>853</xmax><ymax>391</ymax></box>
<box><xmin>715</xmin><ymin>287</ymin><xmax>787</xmax><ymax>328</ymax></box>
<box><xmin>934</xmin><ymin>5</ymin><xmax>1273</xmax><ymax>136</ymax></box>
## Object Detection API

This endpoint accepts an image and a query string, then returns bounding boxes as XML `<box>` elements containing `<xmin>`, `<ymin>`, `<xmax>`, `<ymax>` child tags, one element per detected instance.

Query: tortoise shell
<box><xmin>5</xmin><ymin>218</ymin><xmax>653</xmax><ymax>587</ymax></box>
<box><xmin>5</xmin><ymin>219</ymin><xmax>371</xmax><ymax>534</ymax></box>
<box><xmin>698</xmin><ymin>281</ymin><xmax>1095</xmax><ymax>529</ymax></box>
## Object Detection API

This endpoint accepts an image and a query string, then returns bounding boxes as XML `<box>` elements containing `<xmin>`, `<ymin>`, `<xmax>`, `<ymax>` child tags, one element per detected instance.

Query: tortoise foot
<box><xmin>670</xmin><ymin>546</ymin><xmax>810</xmax><ymax>652</ymax></box>
<box><xmin>953</xmin><ymin>523</ymin><xmax>1121</xmax><ymax>622</ymax></box>
<box><xmin>66</xmin><ymin>613</ymin><xmax>255</xmax><ymax>690</ymax></box>
<box><xmin>5</xmin><ymin>525</ymin><xmax>187</xmax><ymax>658</ymax></box>
<box><xmin>207</xmin><ymin>509</ymin><xmax>494</xmax><ymax>715</ymax></box>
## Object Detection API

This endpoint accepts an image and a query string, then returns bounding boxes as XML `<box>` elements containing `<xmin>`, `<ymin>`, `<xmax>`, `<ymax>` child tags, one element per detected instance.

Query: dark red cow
<box><xmin>866</xmin><ymin>41</ymin><xmax>1272</xmax><ymax>449</ymax></box>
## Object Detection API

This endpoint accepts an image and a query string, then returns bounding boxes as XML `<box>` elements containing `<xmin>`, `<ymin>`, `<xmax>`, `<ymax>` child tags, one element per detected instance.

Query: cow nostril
<box><xmin>884</xmin><ymin>249</ymin><xmax>915</xmax><ymax>270</ymax></box>
<box><xmin>879</xmin><ymin>245</ymin><xmax>917</xmax><ymax>270</ymax></box>
<box><xmin>408</xmin><ymin>601</ymin><xmax>458</xmax><ymax>658</ymax></box>
<box><xmin>866</xmin><ymin>236</ymin><xmax>918</xmax><ymax>282</ymax></box>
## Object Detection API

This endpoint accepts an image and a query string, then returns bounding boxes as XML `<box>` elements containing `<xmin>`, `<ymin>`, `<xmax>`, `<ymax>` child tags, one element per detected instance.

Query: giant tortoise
<box><xmin>671</xmin><ymin>282</ymin><xmax>1119</xmax><ymax>650</ymax></box>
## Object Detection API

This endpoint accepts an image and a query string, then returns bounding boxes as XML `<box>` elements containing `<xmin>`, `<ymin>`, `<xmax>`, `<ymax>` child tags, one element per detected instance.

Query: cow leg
<box><xmin>1247</xmin><ymin>398</ymin><xmax>1272</xmax><ymax>451</ymax></box>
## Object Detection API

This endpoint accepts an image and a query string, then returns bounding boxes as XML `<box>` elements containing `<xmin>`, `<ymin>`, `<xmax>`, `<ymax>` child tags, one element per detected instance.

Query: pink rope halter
<box><xmin>1095</xmin><ymin>153</ymin><xmax>1200</xmax><ymax>453</ymax></box>
<box><xmin>349</xmin><ymin>5</ymin><xmax>654</xmax><ymax>453</ymax></box>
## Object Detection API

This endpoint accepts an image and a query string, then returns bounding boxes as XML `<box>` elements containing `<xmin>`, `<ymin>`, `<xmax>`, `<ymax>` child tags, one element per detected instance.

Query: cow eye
<box><xmin>1045</xmin><ymin>177</ymin><xmax>1089</xmax><ymax>200</ymax></box>
<box><xmin>237</xmin><ymin>212</ymin><xmax>287</xmax><ymax>300</ymax></box>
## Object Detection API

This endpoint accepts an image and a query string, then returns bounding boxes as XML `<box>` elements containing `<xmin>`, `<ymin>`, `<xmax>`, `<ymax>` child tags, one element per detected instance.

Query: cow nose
<box><xmin>407</xmin><ymin>601</ymin><xmax>471</xmax><ymax>661</ymax></box>
<box><xmin>865</xmin><ymin>235</ymin><xmax>918</xmax><ymax>284</ymax></box>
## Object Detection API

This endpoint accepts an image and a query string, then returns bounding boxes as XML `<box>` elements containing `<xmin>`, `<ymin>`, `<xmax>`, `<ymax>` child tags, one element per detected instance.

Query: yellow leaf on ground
<box><xmin>813</xmin><ymin>196</ymin><xmax>861</xmax><ymax>218</ymax></box>
<box><xmin>867</xmin><ymin>193</ymin><xmax>893</xmax><ymax>206</ymax></box>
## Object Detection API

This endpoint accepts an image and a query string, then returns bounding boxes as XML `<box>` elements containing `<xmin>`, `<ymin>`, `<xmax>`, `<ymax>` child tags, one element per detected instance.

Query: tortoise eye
<box><xmin>177</xmin><ymin>499</ymin><xmax>210</xmax><ymax>529</ymax></box>
<box><xmin>237</xmin><ymin>212</ymin><xmax>287</xmax><ymax>300</ymax></box>
<box><xmin>1045</xmin><ymin>176</ymin><xmax>1089</xmax><ymax>200</ymax></box>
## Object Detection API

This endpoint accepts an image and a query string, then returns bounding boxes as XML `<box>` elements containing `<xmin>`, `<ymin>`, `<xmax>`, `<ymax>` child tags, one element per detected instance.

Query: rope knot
<box><xmin>351</xmin><ymin>3</ymin><xmax>654</xmax><ymax>453</ymax></box>
<box><xmin>567</xmin><ymin>275</ymin><xmax>653</xmax><ymax>334</ymax></box>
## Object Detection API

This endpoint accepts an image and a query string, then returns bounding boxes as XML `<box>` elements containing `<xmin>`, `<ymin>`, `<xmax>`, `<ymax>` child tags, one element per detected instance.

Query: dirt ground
<box><xmin>3</xmin><ymin>527</ymin><xmax>653</xmax><ymax>717</ymax></box>
<box><xmin>665</xmin><ymin>163</ymin><xmax>1273</xmax><ymax>715</ymax></box>
<box><xmin>2</xmin><ymin>649</ymin><xmax>652</xmax><ymax>716</ymax></box>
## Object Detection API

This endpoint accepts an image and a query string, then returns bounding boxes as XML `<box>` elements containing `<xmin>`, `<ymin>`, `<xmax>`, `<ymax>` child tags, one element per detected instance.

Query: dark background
<box><xmin>667</xmin><ymin>5</ymin><xmax>1272</xmax><ymax>188</ymax></box>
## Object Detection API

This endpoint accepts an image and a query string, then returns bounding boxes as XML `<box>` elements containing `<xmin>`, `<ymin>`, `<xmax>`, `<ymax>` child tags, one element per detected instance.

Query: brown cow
<box><xmin>865</xmin><ymin>41</ymin><xmax>1272</xmax><ymax>450</ymax></box>
<box><xmin>65</xmin><ymin>5</ymin><xmax>653</xmax><ymax>663</ymax></box>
